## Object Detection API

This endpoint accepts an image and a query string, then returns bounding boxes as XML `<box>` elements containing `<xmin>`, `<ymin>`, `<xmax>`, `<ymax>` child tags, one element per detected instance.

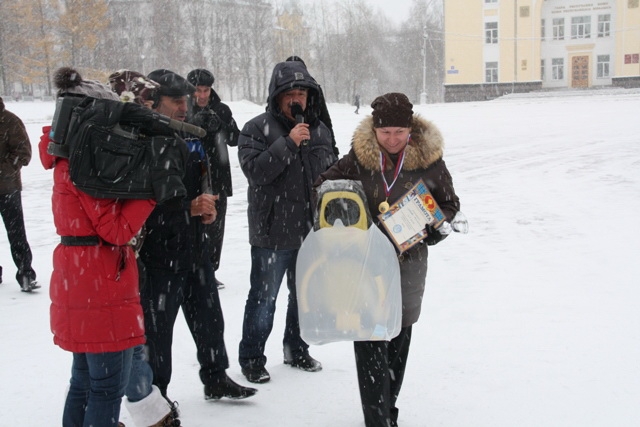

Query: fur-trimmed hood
<box><xmin>351</xmin><ymin>114</ymin><xmax>444</xmax><ymax>171</ymax></box>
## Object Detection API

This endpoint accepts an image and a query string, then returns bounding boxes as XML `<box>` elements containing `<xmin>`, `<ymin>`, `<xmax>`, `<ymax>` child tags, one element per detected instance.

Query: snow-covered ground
<box><xmin>1</xmin><ymin>88</ymin><xmax>639</xmax><ymax>426</ymax></box>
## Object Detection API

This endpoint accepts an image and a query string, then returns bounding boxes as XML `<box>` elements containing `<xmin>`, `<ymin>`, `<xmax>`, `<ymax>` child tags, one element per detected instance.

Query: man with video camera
<box><xmin>139</xmin><ymin>69</ymin><xmax>257</xmax><ymax>402</ymax></box>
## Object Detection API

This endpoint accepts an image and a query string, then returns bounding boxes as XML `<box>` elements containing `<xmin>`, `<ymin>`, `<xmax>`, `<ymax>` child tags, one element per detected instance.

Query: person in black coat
<box><xmin>237</xmin><ymin>60</ymin><xmax>337</xmax><ymax>384</ymax></box>
<box><xmin>138</xmin><ymin>69</ymin><xmax>256</xmax><ymax>402</ymax></box>
<box><xmin>187</xmin><ymin>68</ymin><xmax>240</xmax><ymax>289</ymax></box>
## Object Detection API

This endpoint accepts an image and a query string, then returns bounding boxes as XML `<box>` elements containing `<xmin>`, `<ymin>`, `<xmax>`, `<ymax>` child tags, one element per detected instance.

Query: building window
<box><xmin>520</xmin><ymin>6</ymin><xmax>530</xmax><ymax>18</ymax></box>
<box><xmin>597</xmin><ymin>55</ymin><xmax>610</xmax><ymax>78</ymax></box>
<box><xmin>571</xmin><ymin>16</ymin><xmax>591</xmax><ymax>39</ymax></box>
<box><xmin>552</xmin><ymin>18</ymin><xmax>564</xmax><ymax>40</ymax></box>
<box><xmin>598</xmin><ymin>15</ymin><xmax>611</xmax><ymax>37</ymax></box>
<box><xmin>485</xmin><ymin>22</ymin><xmax>498</xmax><ymax>44</ymax></box>
<box><xmin>485</xmin><ymin>0</ymin><xmax>498</xmax><ymax>3</ymax></box>
<box><xmin>485</xmin><ymin>62</ymin><xmax>498</xmax><ymax>83</ymax></box>
<box><xmin>629</xmin><ymin>0</ymin><xmax>639</xmax><ymax>8</ymax></box>
<box><xmin>552</xmin><ymin>58</ymin><xmax>564</xmax><ymax>80</ymax></box>
<box><xmin>541</xmin><ymin>19</ymin><xmax>546</xmax><ymax>41</ymax></box>
<box><xmin>541</xmin><ymin>59</ymin><xmax>545</xmax><ymax>81</ymax></box>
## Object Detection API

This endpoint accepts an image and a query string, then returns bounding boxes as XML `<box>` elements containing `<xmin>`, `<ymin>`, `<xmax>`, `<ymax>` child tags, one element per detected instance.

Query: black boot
<box><xmin>204</xmin><ymin>374</ymin><xmax>257</xmax><ymax>400</ymax></box>
<box><xmin>284</xmin><ymin>353</ymin><xmax>322</xmax><ymax>372</ymax></box>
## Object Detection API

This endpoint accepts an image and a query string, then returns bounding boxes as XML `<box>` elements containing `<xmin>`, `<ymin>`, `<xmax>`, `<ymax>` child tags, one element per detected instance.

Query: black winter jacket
<box><xmin>140</xmin><ymin>137</ymin><xmax>210</xmax><ymax>271</ymax></box>
<box><xmin>238</xmin><ymin>61</ymin><xmax>337</xmax><ymax>249</ymax></box>
<box><xmin>188</xmin><ymin>89</ymin><xmax>239</xmax><ymax>197</ymax></box>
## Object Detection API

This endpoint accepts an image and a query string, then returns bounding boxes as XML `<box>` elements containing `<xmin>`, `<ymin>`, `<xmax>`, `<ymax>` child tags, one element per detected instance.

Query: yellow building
<box><xmin>444</xmin><ymin>0</ymin><xmax>640</xmax><ymax>101</ymax></box>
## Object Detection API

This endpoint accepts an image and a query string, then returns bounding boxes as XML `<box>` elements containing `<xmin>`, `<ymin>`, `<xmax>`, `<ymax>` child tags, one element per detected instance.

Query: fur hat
<box><xmin>370</xmin><ymin>92</ymin><xmax>413</xmax><ymax>128</ymax></box>
<box><xmin>148</xmin><ymin>69</ymin><xmax>195</xmax><ymax>97</ymax></box>
<box><xmin>187</xmin><ymin>69</ymin><xmax>214</xmax><ymax>87</ymax></box>
<box><xmin>108</xmin><ymin>69</ymin><xmax>160</xmax><ymax>104</ymax></box>
<box><xmin>53</xmin><ymin>67</ymin><xmax>119</xmax><ymax>101</ymax></box>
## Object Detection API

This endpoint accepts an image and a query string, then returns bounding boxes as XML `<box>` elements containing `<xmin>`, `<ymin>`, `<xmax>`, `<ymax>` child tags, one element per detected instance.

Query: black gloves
<box><xmin>193</xmin><ymin>110</ymin><xmax>222</xmax><ymax>135</ymax></box>
<box><xmin>149</xmin><ymin>136</ymin><xmax>188</xmax><ymax>205</ymax></box>
<box><xmin>424</xmin><ymin>224</ymin><xmax>448</xmax><ymax>246</ymax></box>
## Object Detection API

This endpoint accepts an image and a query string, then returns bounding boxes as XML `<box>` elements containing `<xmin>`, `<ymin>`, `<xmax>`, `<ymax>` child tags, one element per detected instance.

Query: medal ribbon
<box><xmin>379</xmin><ymin>150</ymin><xmax>406</xmax><ymax>199</ymax></box>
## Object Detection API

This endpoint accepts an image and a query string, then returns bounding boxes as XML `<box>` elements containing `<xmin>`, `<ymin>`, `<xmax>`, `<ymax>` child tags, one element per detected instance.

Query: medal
<box><xmin>379</xmin><ymin>150</ymin><xmax>406</xmax><ymax>214</ymax></box>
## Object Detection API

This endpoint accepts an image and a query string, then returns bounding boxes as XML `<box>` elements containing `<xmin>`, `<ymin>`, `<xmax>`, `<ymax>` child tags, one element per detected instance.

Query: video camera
<box><xmin>47</xmin><ymin>95</ymin><xmax>206</xmax><ymax>201</ymax></box>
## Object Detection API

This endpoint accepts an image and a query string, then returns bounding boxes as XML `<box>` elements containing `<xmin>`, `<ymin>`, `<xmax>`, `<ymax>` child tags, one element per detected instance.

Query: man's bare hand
<box><xmin>191</xmin><ymin>193</ymin><xmax>219</xmax><ymax>222</ymax></box>
<box><xmin>289</xmin><ymin>123</ymin><xmax>310</xmax><ymax>146</ymax></box>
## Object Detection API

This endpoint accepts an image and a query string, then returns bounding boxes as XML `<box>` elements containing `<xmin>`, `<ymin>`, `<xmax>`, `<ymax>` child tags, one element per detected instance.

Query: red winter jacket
<box><xmin>39</xmin><ymin>126</ymin><xmax>156</xmax><ymax>353</ymax></box>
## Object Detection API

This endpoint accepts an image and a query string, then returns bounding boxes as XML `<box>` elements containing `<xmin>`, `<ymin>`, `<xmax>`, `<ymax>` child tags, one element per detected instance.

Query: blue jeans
<box><xmin>238</xmin><ymin>246</ymin><xmax>308</xmax><ymax>369</ymax></box>
<box><xmin>125</xmin><ymin>345</ymin><xmax>154</xmax><ymax>402</ymax></box>
<box><xmin>63</xmin><ymin>348</ymin><xmax>134</xmax><ymax>427</ymax></box>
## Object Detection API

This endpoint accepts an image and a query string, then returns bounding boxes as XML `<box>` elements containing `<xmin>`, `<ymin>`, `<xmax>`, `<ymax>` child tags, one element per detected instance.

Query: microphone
<box><xmin>290</xmin><ymin>103</ymin><xmax>308</xmax><ymax>146</ymax></box>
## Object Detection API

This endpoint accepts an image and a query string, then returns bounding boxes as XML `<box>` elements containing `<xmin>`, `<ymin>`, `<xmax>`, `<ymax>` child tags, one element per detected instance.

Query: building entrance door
<box><xmin>571</xmin><ymin>56</ymin><xmax>589</xmax><ymax>88</ymax></box>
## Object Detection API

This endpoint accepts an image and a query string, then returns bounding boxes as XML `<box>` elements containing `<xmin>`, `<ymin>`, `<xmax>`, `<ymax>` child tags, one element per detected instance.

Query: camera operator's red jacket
<box><xmin>39</xmin><ymin>126</ymin><xmax>156</xmax><ymax>353</ymax></box>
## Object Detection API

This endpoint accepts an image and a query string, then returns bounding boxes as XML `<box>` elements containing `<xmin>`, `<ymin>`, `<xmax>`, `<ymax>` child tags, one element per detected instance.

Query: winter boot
<box><xmin>204</xmin><ymin>374</ymin><xmax>257</xmax><ymax>400</ymax></box>
<box><xmin>125</xmin><ymin>385</ymin><xmax>179</xmax><ymax>427</ymax></box>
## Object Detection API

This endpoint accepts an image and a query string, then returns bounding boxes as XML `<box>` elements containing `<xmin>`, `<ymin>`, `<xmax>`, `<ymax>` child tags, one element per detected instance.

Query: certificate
<box><xmin>377</xmin><ymin>179</ymin><xmax>446</xmax><ymax>252</ymax></box>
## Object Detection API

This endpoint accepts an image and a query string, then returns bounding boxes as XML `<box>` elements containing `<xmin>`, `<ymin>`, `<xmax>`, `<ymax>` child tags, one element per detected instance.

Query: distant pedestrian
<box><xmin>354</xmin><ymin>94</ymin><xmax>361</xmax><ymax>114</ymax></box>
<box><xmin>0</xmin><ymin>95</ymin><xmax>38</xmax><ymax>292</ymax></box>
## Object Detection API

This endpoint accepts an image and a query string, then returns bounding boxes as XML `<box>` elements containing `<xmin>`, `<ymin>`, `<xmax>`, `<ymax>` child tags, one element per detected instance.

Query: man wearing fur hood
<box><xmin>316</xmin><ymin>92</ymin><xmax>463</xmax><ymax>427</ymax></box>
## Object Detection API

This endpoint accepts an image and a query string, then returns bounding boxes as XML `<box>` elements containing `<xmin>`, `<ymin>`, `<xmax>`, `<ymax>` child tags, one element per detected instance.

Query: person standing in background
<box><xmin>0</xmin><ymin>96</ymin><xmax>38</xmax><ymax>292</ymax></box>
<box><xmin>187</xmin><ymin>68</ymin><xmax>240</xmax><ymax>289</ymax></box>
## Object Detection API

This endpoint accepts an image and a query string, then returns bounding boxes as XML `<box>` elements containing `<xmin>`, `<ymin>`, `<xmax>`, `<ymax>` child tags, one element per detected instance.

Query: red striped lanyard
<box><xmin>379</xmin><ymin>150</ymin><xmax>406</xmax><ymax>199</ymax></box>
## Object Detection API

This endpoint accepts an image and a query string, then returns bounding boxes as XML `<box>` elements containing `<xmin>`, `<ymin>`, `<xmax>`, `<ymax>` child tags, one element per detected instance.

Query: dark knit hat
<box><xmin>108</xmin><ymin>69</ymin><xmax>160</xmax><ymax>104</ymax></box>
<box><xmin>370</xmin><ymin>92</ymin><xmax>414</xmax><ymax>128</ymax></box>
<box><xmin>187</xmin><ymin>69</ymin><xmax>214</xmax><ymax>87</ymax></box>
<box><xmin>53</xmin><ymin>67</ymin><xmax>119</xmax><ymax>101</ymax></box>
<box><xmin>147</xmin><ymin>69</ymin><xmax>195</xmax><ymax>97</ymax></box>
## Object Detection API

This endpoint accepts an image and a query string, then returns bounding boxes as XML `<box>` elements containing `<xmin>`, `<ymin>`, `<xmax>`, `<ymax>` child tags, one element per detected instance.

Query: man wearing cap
<box><xmin>186</xmin><ymin>68</ymin><xmax>240</xmax><ymax>290</ymax></box>
<box><xmin>138</xmin><ymin>69</ymin><xmax>257</xmax><ymax>402</ymax></box>
<box><xmin>237</xmin><ymin>60</ymin><xmax>337</xmax><ymax>383</ymax></box>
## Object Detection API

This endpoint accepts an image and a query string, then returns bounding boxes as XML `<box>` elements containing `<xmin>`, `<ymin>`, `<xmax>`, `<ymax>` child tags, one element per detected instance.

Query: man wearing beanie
<box><xmin>237</xmin><ymin>60</ymin><xmax>337</xmax><ymax>384</ymax></box>
<box><xmin>137</xmin><ymin>69</ymin><xmax>257</xmax><ymax>402</ymax></box>
<box><xmin>186</xmin><ymin>68</ymin><xmax>240</xmax><ymax>290</ymax></box>
<box><xmin>315</xmin><ymin>92</ymin><xmax>466</xmax><ymax>427</ymax></box>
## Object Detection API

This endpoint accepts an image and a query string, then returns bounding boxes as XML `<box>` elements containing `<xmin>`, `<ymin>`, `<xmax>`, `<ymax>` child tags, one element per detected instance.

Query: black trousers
<box><xmin>354</xmin><ymin>326</ymin><xmax>413</xmax><ymax>427</ymax></box>
<box><xmin>0</xmin><ymin>191</ymin><xmax>35</xmax><ymax>286</ymax></box>
<box><xmin>206</xmin><ymin>193</ymin><xmax>227</xmax><ymax>271</ymax></box>
<box><xmin>141</xmin><ymin>259</ymin><xmax>229</xmax><ymax>395</ymax></box>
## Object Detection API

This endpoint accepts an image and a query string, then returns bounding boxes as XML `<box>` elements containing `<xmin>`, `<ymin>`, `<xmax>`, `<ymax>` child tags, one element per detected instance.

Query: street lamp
<box><xmin>420</xmin><ymin>26</ymin><xmax>428</xmax><ymax>104</ymax></box>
